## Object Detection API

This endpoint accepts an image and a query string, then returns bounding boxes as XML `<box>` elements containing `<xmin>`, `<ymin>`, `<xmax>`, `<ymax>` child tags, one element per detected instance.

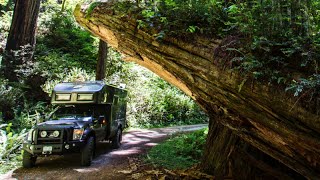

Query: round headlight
<box><xmin>40</xmin><ymin>131</ymin><xmax>47</xmax><ymax>138</ymax></box>
<box><xmin>52</xmin><ymin>130</ymin><xmax>60</xmax><ymax>138</ymax></box>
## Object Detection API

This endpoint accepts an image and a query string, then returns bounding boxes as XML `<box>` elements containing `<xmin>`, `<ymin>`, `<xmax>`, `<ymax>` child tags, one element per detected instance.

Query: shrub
<box><xmin>36</xmin><ymin>9</ymin><xmax>98</xmax><ymax>73</ymax></box>
<box><xmin>42</xmin><ymin>67</ymin><xmax>95</xmax><ymax>96</ymax></box>
<box><xmin>0</xmin><ymin>124</ymin><xmax>26</xmax><ymax>174</ymax></box>
<box><xmin>146</xmin><ymin>128</ymin><xmax>208</xmax><ymax>169</ymax></box>
<box><xmin>122</xmin><ymin>65</ymin><xmax>208</xmax><ymax>128</ymax></box>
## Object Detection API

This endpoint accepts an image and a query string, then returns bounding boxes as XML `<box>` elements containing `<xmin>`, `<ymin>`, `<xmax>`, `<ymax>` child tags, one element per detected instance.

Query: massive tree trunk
<box><xmin>74</xmin><ymin>3</ymin><xmax>320</xmax><ymax>179</ymax></box>
<box><xmin>1</xmin><ymin>0</ymin><xmax>47</xmax><ymax>120</ymax></box>
<box><xmin>2</xmin><ymin>0</ymin><xmax>41</xmax><ymax>82</ymax></box>
<box><xmin>96</xmin><ymin>39</ymin><xmax>108</xmax><ymax>80</ymax></box>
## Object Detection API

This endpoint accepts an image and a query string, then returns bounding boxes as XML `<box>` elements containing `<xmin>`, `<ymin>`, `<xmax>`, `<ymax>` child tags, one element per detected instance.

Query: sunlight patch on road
<box><xmin>74</xmin><ymin>167</ymin><xmax>99</xmax><ymax>173</ymax></box>
<box><xmin>144</xmin><ymin>142</ymin><xmax>158</xmax><ymax>147</ymax></box>
<box><xmin>125</xmin><ymin>140</ymin><xmax>148</xmax><ymax>145</ymax></box>
<box><xmin>110</xmin><ymin>147</ymin><xmax>141</xmax><ymax>155</ymax></box>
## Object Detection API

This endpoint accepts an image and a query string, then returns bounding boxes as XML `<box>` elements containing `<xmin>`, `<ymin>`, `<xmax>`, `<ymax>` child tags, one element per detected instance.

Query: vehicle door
<box><xmin>92</xmin><ymin>115</ymin><xmax>108</xmax><ymax>141</ymax></box>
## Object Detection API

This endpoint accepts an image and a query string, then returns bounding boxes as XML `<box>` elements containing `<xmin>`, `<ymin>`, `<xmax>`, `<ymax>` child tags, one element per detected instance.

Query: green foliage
<box><xmin>42</xmin><ymin>67</ymin><xmax>95</xmax><ymax>96</ymax></box>
<box><xmin>0</xmin><ymin>79</ymin><xmax>23</xmax><ymax>114</ymax></box>
<box><xmin>13</xmin><ymin>102</ymin><xmax>50</xmax><ymax>129</ymax></box>
<box><xmin>85</xmin><ymin>2</ymin><xmax>101</xmax><ymax>18</ymax></box>
<box><xmin>123</xmin><ymin>66</ymin><xmax>207</xmax><ymax>128</ymax></box>
<box><xmin>0</xmin><ymin>124</ymin><xmax>26</xmax><ymax>174</ymax></box>
<box><xmin>286</xmin><ymin>74</ymin><xmax>320</xmax><ymax>97</ymax></box>
<box><xmin>0</xmin><ymin>10</ymin><xmax>13</xmax><ymax>65</ymax></box>
<box><xmin>0</xmin><ymin>101</ymin><xmax>50</xmax><ymax>174</ymax></box>
<box><xmin>146</xmin><ymin>128</ymin><xmax>208</xmax><ymax>169</ymax></box>
<box><xmin>115</xmin><ymin>0</ymin><xmax>226</xmax><ymax>37</ymax></box>
<box><xmin>225</xmin><ymin>1</ymin><xmax>320</xmax><ymax>100</ymax></box>
<box><xmin>155</xmin><ymin>0</ymin><xmax>226</xmax><ymax>36</ymax></box>
<box><xmin>36</xmin><ymin>10</ymin><xmax>98</xmax><ymax>73</ymax></box>
<box><xmin>0</xmin><ymin>99</ymin><xmax>54</xmax><ymax>173</ymax></box>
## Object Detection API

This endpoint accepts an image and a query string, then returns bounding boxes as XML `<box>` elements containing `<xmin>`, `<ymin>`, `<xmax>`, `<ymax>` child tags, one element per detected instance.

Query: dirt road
<box><xmin>1</xmin><ymin>124</ymin><xmax>207</xmax><ymax>180</ymax></box>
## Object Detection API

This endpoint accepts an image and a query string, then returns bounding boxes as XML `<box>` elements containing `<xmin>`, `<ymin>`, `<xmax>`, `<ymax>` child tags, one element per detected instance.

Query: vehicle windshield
<box><xmin>49</xmin><ymin>106</ymin><xmax>92</xmax><ymax>121</ymax></box>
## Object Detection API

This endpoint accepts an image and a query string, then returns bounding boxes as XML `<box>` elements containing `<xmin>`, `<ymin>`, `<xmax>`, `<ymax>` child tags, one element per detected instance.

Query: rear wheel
<box><xmin>22</xmin><ymin>151</ymin><xmax>37</xmax><ymax>168</ymax></box>
<box><xmin>112</xmin><ymin>128</ymin><xmax>122</xmax><ymax>149</ymax></box>
<box><xmin>81</xmin><ymin>136</ymin><xmax>95</xmax><ymax>166</ymax></box>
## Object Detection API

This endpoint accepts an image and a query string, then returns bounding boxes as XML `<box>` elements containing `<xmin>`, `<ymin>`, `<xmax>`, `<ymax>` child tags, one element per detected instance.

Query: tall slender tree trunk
<box><xmin>96</xmin><ymin>40</ymin><xmax>108</xmax><ymax>80</ymax></box>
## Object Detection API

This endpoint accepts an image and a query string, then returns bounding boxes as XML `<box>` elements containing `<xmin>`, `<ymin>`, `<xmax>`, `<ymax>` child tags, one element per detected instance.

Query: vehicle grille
<box><xmin>36</xmin><ymin>130</ymin><xmax>64</xmax><ymax>144</ymax></box>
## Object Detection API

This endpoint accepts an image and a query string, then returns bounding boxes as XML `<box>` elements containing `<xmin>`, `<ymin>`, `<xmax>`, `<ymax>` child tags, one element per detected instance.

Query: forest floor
<box><xmin>0</xmin><ymin>124</ymin><xmax>213</xmax><ymax>180</ymax></box>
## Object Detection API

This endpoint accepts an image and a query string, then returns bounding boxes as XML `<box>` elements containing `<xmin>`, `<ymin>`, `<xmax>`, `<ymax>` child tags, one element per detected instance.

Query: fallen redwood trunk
<box><xmin>74</xmin><ymin>3</ymin><xmax>320</xmax><ymax>178</ymax></box>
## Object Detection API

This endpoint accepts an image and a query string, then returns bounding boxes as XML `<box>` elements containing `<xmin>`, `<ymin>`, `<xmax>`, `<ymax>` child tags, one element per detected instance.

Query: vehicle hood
<box><xmin>36</xmin><ymin>119</ymin><xmax>91</xmax><ymax>129</ymax></box>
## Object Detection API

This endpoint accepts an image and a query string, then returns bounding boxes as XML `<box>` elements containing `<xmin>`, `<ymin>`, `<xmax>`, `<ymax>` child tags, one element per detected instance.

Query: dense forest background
<box><xmin>0</xmin><ymin>0</ymin><xmax>207</xmax><ymax>173</ymax></box>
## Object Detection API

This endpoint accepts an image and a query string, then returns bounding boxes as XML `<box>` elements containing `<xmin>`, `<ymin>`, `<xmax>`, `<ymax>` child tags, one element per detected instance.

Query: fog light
<box><xmin>40</xmin><ymin>131</ymin><xmax>47</xmax><ymax>138</ymax></box>
<box><xmin>65</xmin><ymin>144</ymin><xmax>70</xmax><ymax>149</ymax></box>
<box><xmin>52</xmin><ymin>130</ymin><xmax>60</xmax><ymax>138</ymax></box>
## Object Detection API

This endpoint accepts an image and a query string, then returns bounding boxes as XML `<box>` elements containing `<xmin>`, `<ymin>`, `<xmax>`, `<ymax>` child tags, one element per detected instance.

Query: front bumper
<box><xmin>23</xmin><ymin>141</ymin><xmax>85</xmax><ymax>156</ymax></box>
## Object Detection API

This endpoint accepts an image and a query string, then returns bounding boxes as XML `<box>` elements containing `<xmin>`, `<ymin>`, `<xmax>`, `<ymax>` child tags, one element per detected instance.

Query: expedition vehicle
<box><xmin>22</xmin><ymin>81</ymin><xmax>127</xmax><ymax>167</ymax></box>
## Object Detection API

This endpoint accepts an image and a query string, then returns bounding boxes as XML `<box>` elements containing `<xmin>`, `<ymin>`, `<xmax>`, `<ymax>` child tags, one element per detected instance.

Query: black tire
<box><xmin>112</xmin><ymin>128</ymin><xmax>122</xmax><ymax>149</ymax></box>
<box><xmin>81</xmin><ymin>136</ymin><xmax>95</xmax><ymax>166</ymax></box>
<box><xmin>22</xmin><ymin>151</ymin><xmax>37</xmax><ymax>168</ymax></box>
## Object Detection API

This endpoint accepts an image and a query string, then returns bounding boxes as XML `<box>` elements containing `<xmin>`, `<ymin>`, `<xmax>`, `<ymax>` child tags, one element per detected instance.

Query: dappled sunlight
<box><xmin>110</xmin><ymin>147</ymin><xmax>141</xmax><ymax>155</ymax></box>
<box><xmin>125</xmin><ymin>140</ymin><xmax>145</xmax><ymax>145</ymax></box>
<box><xmin>109</xmin><ymin>130</ymin><xmax>168</xmax><ymax>156</ymax></box>
<box><xmin>73</xmin><ymin>167</ymin><xmax>99</xmax><ymax>173</ymax></box>
<box><xmin>144</xmin><ymin>142</ymin><xmax>158</xmax><ymax>147</ymax></box>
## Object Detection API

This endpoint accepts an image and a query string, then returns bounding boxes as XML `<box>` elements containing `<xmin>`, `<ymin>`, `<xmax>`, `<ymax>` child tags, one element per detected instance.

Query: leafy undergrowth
<box><xmin>145</xmin><ymin>128</ymin><xmax>208</xmax><ymax>170</ymax></box>
<box><xmin>0</xmin><ymin>124</ymin><xmax>27</xmax><ymax>174</ymax></box>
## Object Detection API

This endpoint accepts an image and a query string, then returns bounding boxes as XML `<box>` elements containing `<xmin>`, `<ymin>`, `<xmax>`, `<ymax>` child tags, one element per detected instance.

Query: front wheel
<box><xmin>112</xmin><ymin>128</ymin><xmax>122</xmax><ymax>149</ymax></box>
<box><xmin>81</xmin><ymin>136</ymin><xmax>95</xmax><ymax>166</ymax></box>
<box><xmin>22</xmin><ymin>151</ymin><xmax>37</xmax><ymax>168</ymax></box>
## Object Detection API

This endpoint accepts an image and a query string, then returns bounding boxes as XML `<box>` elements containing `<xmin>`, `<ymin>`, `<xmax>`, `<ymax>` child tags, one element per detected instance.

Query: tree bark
<box><xmin>74</xmin><ymin>3</ymin><xmax>320</xmax><ymax>179</ymax></box>
<box><xmin>1</xmin><ymin>0</ymin><xmax>48</xmax><ymax>120</ymax></box>
<box><xmin>2</xmin><ymin>0</ymin><xmax>41</xmax><ymax>82</ymax></box>
<box><xmin>96</xmin><ymin>39</ymin><xmax>108</xmax><ymax>80</ymax></box>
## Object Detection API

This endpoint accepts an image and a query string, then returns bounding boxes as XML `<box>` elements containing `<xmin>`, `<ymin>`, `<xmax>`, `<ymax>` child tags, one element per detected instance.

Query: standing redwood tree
<box><xmin>96</xmin><ymin>39</ymin><xmax>108</xmax><ymax>80</ymax></box>
<box><xmin>1</xmin><ymin>0</ymin><xmax>43</xmax><ymax>120</ymax></box>
<box><xmin>2</xmin><ymin>0</ymin><xmax>41</xmax><ymax>82</ymax></box>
